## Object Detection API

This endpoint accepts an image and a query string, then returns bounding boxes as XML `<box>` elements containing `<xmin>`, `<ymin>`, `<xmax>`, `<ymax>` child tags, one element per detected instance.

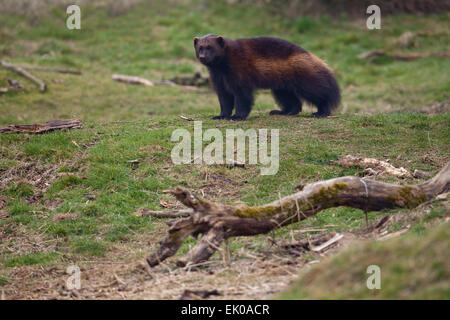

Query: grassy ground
<box><xmin>0</xmin><ymin>1</ymin><xmax>449</xmax><ymax>299</ymax></box>
<box><xmin>279</xmin><ymin>221</ymin><xmax>450</xmax><ymax>299</ymax></box>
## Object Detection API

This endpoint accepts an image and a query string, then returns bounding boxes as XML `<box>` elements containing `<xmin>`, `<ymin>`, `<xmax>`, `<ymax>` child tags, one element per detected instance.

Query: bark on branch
<box><xmin>147</xmin><ymin>162</ymin><xmax>449</xmax><ymax>268</ymax></box>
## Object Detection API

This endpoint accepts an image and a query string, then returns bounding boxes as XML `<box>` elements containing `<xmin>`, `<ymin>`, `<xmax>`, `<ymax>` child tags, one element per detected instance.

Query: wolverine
<box><xmin>194</xmin><ymin>34</ymin><xmax>340</xmax><ymax>120</ymax></box>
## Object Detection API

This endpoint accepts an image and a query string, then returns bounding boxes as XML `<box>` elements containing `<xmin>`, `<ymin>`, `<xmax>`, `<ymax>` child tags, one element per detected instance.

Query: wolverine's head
<box><xmin>194</xmin><ymin>34</ymin><xmax>226</xmax><ymax>66</ymax></box>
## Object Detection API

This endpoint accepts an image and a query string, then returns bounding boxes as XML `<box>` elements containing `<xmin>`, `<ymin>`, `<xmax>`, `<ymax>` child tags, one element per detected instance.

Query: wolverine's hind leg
<box><xmin>312</xmin><ymin>102</ymin><xmax>331</xmax><ymax>118</ymax></box>
<box><xmin>270</xmin><ymin>89</ymin><xmax>302</xmax><ymax>115</ymax></box>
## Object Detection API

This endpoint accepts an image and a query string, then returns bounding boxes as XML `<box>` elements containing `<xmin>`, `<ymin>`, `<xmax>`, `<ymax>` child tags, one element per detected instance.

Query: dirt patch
<box><xmin>197</xmin><ymin>173</ymin><xmax>243</xmax><ymax>199</ymax></box>
<box><xmin>1</xmin><ymin>207</ymin><xmax>446</xmax><ymax>300</ymax></box>
<box><xmin>0</xmin><ymin>178</ymin><xmax>447</xmax><ymax>300</ymax></box>
<box><xmin>0</xmin><ymin>162</ymin><xmax>60</xmax><ymax>196</ymax></box>
<box><xmin>0</xmin><ymin>195</ymin><xmax>7</xmax><ymax>209</ymax></box>
<box><xmin>0</xmin><ymin>136</ymin><xmax>100</xmax><ymax>206</ymax></box>
<box><xmin>0</xmin><ymin>223</ymin><xmax>58</xmax><ymax>257</ymax></box>
<box><xmin>0</xmin><ymin>227</ymin><xmax>360</xmax><ymax>300</ymax></box>
<box><xmin>420</xmin><ymin>100</ymin><xmax>450</xmax><ymax>115</ymax></box>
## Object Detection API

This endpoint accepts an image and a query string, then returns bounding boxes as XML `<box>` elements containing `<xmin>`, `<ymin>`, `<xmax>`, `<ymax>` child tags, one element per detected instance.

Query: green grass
<box><xmin>0</xmin><ymin>1</ymin><xmax>449</xmax><ymax>298</ymax></box>
<box><xmin>278</xmin><ymin>222</ymin><xmax>450</xmax><ymax>299</ymax></box>
<box><xmin>3</xmin><ymin>252</ymin><xmax>59</xmax><ymax>268</ymax></box>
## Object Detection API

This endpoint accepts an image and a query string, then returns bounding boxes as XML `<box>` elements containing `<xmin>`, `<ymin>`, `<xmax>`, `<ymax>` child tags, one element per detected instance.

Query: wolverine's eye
<box><xmin>206</xmin><ymin>45</ymin><xmax>212</xmax><ymax>50</ymax></box>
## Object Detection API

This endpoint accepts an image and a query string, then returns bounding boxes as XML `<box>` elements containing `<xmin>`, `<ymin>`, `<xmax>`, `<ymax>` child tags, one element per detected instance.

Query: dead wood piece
<box><xmin>7</xmin><ymin>79</ymin><xmax>23</xmax><ymax>89</ymax></box>
<box><xmin>170</xmin><ymin>72</ymin><xmax>209</xmax><ymax>87</ymax></box>
<box><xmin>1</xmin><ymin>61</ymin><xmax>46</xmax><ymax>92</ymax></box>
<box><xmin>0</xmin><ymin>79</ymin><xmax>23</xmax><ymax>94</ymax></box>
<box><xmin>179</xmin><ymin>115</ymin><xmax>194</xmax><ymax>121</ymax></box>
<box><xmin>363</xmin><ymin>168</ymin><xmax>380</xmax><ymax>177</ymax></box>
<box><xmin>374</xmin><ymin>215</ymin><xmax>390</xmax><ymax>230</ymax></box>
<box><xmin>281</xmin><ymin>232</ymin><xmax>336</xmax><ymax>254</ymax></box>
<box><xmin>179</xmin><ymin>289</ymin><xmax>220</xmax><ymax>300</ymax></box>
<box><xmin>332</xmin><ymin>155</ymin><xmax>413</xmax><ymax>179</ymax></box>
<box><xmin>311</xmin><ymin>233</ymin><xmax>343</xmax><ymax>252</ymax></box>
<box><xmin>0</xmin><ymin>119</ymin><xmax>82</xmax><ymax>134</ymax></box>
<box><xmin>154</xmin><ymin>79</ymin><xmax>177</xmax><ymax>86</ymax></box>
<box><xmin>377</xmin><ymin>227</ymin><xmax>410</xmax><ymax>241</ymax></box>
<box><xmin>358</xmin><ymin>50</ymin><xmax>385</xmax><ymax>59</ymax></box>
<box><xmin>225</xmin><ymin>160</ymin><xmax>246</xmax><ymax>168</ymax></box>
<box><xmin>112</xmin><ymin>74</ymin><xmax>154</xmax><ymax>87</ymax></box>
<box><xmin>147</xmin><ymin>162</ymin><xmax>449</xmax><ymax>268</ymax></box>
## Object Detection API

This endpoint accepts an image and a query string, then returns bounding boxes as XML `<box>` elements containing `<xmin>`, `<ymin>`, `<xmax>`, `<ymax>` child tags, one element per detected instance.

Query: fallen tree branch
<box><xmin>331</xmin><ymin>155</ymin><xmax>413</xmax><ymax>179</ymax></box>
<box><xmin>0</xmin><ymin>119</ymin><xmax>82</xmax><ymax>134</ymax></box>
<box><xmin>23</xmin><ymin>66</ymin><xmax>82</xmax><ymax>75</ymax></box>
<box><xmin>1</xmin><ymin>61</ymin><xmax>47</xmax><ymax>92</ymax></box>
<box><xmin>147</xmin><ymin>162</ymin><xmax>449</xmax><ymax>268</ymax></box>
<box><xmin>358</xmin><ymin>50</ymin><xmax>450</xmax><ymax>61</ymax></box>
<box><xmin>112</xmin><ymin>74</ymin><xmax>154</xmax><ymax>87</ymax></box>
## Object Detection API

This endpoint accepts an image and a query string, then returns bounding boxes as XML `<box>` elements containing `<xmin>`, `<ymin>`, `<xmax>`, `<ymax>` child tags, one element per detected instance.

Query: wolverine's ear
<box><xmin>194</xmin><ymin>37</ymin><xmax>199</xmax><ymax>47</ymax></box>
<box><xmin>216</xmin><ymin>36</ymin><xmax>225</xmax><ymax>48</ymax></box>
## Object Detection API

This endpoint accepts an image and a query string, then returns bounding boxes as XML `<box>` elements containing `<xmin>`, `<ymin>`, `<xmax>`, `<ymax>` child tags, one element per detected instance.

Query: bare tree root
<box><xmin>147</xmin><ymin>162</ymin><xmax>450</xmax><ymax>268</ymax></box>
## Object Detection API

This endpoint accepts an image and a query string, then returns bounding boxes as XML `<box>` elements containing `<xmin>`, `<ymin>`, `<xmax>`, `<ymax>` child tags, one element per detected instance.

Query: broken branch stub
<box><xmin>147</xmin><ymin>162</ymin><xmax>450</xmax><ymax>268</ymax></box>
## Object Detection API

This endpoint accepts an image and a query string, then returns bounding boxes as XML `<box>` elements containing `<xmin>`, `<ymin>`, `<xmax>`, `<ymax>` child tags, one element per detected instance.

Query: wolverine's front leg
<box><xmin>213</xmin><ymin>89</ymin><xmax>234</xmax><ymax>120</ymax></box>
<box><xmin>231</xmin><ymin>89</ymin><xmax>254</xmax><ymax>121</ymax></box>
<box><xmin>213</xmin><ymin>78</ymin><xmax>234</xmax><ymax>119</ymax></box>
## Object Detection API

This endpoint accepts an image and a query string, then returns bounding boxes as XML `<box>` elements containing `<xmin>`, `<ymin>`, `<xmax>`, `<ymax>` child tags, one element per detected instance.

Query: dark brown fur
<box><xmin>194</xmin><ymin>34</ymin><xmax>340</xmax><ymax>120</ymax></box>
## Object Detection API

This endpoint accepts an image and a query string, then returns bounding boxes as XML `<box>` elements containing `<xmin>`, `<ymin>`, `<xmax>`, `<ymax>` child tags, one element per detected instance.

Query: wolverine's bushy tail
<box><xmin>327</xmin><ymin>71</ymin><xmax>341</xmax><ymax>112</ymax></box>
<box><xmin>296</xmin><ymin>65</ymin><xmax>341</xmax><ymax>117</ymax></box>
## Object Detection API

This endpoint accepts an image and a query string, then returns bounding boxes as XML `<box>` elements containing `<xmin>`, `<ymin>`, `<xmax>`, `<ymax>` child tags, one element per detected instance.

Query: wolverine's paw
<box><xmin>212</xmin><ymin>115</ymin><xmax>231</xmax><ymax>120</ymax></box>
<box><xmin>269</xmin><ymin>110</ymin><xmax>285</xmax><ymax>115</ymax></box>
<box><xmin>312</xmin><ymin>112</ymin><xmax>330</xmax><ymax>118</ymax></box>
<box><xmin>231</xmin><ymin>115</ymin><xmax>247</xmax><ymax>121</ymax></box>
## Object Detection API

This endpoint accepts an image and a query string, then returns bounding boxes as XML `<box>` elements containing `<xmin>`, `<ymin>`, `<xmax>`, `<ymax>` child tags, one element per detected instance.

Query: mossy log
<box><xmin>147</xmin><ymin>162</ymin><xmax>450</xmax><ymax>268</ymax></box>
